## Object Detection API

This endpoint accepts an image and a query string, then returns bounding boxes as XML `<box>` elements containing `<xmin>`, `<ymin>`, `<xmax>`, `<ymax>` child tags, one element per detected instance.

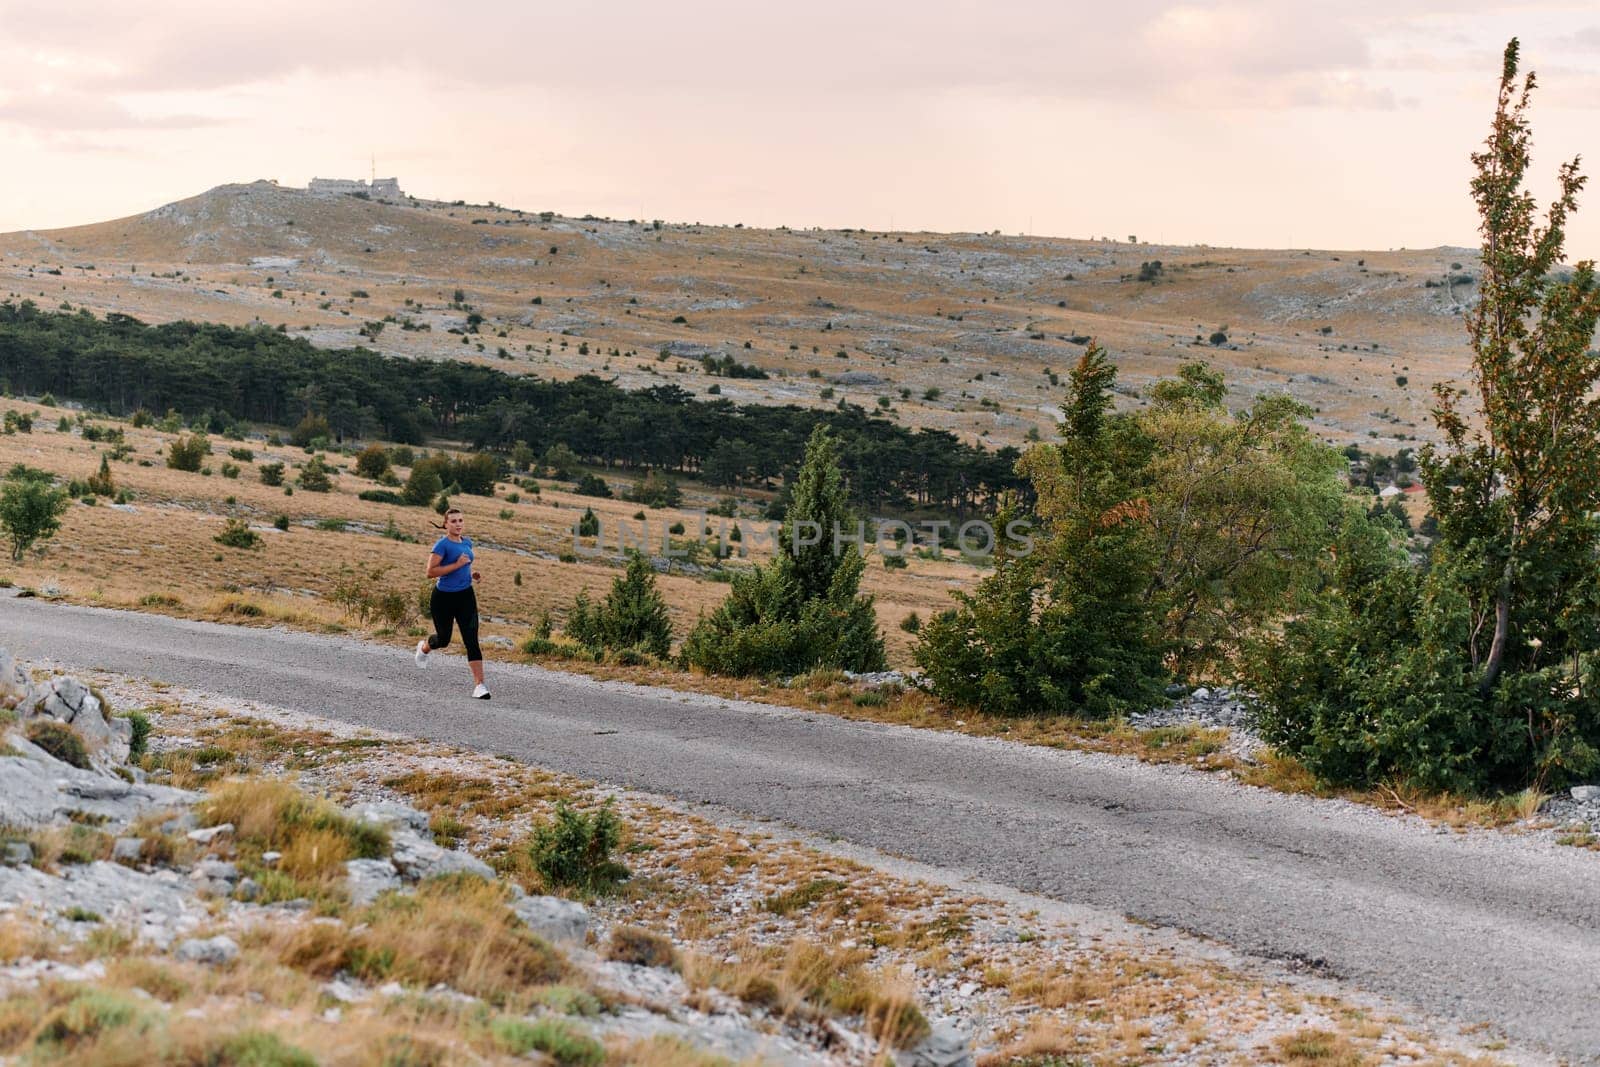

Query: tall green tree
<box><xmin>918</xmin><ymin>347</ymin><xmax>1347</xmax><ymax>716</ymax></box>
<box><xmin>1250</xmin><ymin>40</ymin><xmax>1600</xmax><ymax>792</ymax></box>
<box><xmin>1135</xmin><ymin>366</ymin><xmax>1345</xmax><ymax>674</ymax></box>
<box><xmin>916</xmin><ymin>346</ymin><xmax>1168</xmax><ymax>716</ymax></box>
<box><xmin>1428</xmin><ymin>38</ymin><xmax>1600</xmax><ymax>700</ymax></box>
<box><xmin>683</xmin><ymin>427</ymin><xmax>885</xmax><ymax>676</ymax></box>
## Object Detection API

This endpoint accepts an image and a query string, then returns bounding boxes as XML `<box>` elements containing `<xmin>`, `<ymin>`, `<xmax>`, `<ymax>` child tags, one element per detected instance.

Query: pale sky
<box><xmin>3</xmin><ymin>1</ymin><xmax>1599</xmax><ymax>256</ymax></box>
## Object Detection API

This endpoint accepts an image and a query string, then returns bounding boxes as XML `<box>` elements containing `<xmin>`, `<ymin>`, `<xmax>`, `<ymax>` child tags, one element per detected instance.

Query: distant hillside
<box><xmin>0</xmin><ymin>181</ymin><xmax>1483</xmax><ymax>449</ymax></box>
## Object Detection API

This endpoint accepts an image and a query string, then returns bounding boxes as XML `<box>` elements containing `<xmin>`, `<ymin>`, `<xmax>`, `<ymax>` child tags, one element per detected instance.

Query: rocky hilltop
<box><xmin>0</xmin><ymin>182</ymin><xmax>1481</xmax><ymax>449</ymax></box>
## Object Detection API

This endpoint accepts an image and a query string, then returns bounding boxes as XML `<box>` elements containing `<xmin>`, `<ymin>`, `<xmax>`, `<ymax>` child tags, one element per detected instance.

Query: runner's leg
<box><xmin>459</xmin><ymin>589</ymin><xmax>486</xmax><ymax>688</ymax></box>
<box><xmin>427</xmin><ymin>588</ymin><xmax>457</xmax><ymax>650</ymax></box>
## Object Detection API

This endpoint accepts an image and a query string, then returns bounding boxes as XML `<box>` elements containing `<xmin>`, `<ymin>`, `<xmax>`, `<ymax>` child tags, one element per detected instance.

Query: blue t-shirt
<box><xmin>432</xmin><ymin>536</ymin><xmax>475</xmax><ymax>592</ymax></box>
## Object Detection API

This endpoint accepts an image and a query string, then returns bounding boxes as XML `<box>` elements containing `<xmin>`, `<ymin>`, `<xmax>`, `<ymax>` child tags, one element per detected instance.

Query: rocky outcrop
<box><xmin>352</xmin><ymin>798</ymin><xmax>495</xmax><ymax>882</ymax></box>
<box><xmin>902</xmin><ymin>1021</ymin><xmax>976</xmax><ymax>1067</ymax></box>
<box><xmin>0</xmin><ymin>733</ymin><xmax>192</xmax><ymax>828</ymax></box>
<box><xmin>3</xmin><ymin>649</ymin><xmax>135</xmax><ymax>768</ymax></box>
<box><xmin>0</xmin><ymin>648</ymin><xmax>28</xmax><ymax>708</ymax></box>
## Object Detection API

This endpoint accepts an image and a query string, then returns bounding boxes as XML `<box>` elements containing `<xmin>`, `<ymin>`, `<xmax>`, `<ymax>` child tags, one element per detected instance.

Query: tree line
<box><xmin>0</xmin><ymin>304</ymin><xmax>1022</xmax><ymax>517</ymax></box>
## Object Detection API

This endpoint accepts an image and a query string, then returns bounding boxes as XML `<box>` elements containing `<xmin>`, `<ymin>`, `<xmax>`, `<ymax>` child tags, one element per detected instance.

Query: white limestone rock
<box><xmin>511</xmin><ymin>894</ymin><xmax>590</xmax><ymax>945</ymax></box>
<box><xmin>345</xmin><ymin>858</ymin><xmax>402</xmax><ymax>906</ymax></box>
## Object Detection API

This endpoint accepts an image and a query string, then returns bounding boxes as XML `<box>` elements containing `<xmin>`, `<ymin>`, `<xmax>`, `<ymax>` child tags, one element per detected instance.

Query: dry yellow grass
<box><xmin>266</xmin><ymin>875</ymin><xmax>566</xmax><ymax>1006</ymax></box>
<box><xmin>0</xmin><ymin>395</ymin><xmax>962</xmax><ymax>667</ymax></box>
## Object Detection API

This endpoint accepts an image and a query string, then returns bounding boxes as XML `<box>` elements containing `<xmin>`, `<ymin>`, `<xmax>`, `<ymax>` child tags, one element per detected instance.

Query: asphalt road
<box><xmin>5</xmin><ymin>597</ymin><xmax>1595</xmax><ymax>1061</ymax></box>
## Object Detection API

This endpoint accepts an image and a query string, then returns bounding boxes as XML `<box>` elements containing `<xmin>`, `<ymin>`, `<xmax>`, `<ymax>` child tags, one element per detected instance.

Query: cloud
<box><xmin>0</xmin><ymin>90</ymin><xmax>224</xmax><ymax>131</ymax></box>
<box><xmin>0</xmin><ymin>0</ymin><xmax>1460</xmax><ymax>110</ymax></box>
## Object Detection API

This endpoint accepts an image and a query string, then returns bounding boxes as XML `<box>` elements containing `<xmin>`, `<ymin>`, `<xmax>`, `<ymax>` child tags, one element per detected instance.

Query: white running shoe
<box><xmin>415</xmin><ymin>639</ymin><xmax>429</xmax><ymax>668</ymax></box>
<box><xmin>472</xmin><ymin>684</ymin><xmax>491</xmax><ymax>700</ymax></box>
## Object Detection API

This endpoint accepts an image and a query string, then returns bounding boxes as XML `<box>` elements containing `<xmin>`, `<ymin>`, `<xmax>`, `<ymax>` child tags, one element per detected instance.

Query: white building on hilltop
<box><xmin>307</xmin><ymin>176</ymin><xmax>405</xmax><ymax>199</ymax></box>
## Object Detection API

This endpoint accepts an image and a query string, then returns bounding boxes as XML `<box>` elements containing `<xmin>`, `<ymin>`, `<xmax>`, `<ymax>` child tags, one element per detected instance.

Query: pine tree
<box><xmin>569</xmin><ymin>552</ymin><xmax>674</xmax><ymax>658</ymax></box>
<box><xmin>85</xmin><ymin>454</ymin><xmax>115</xmax><ymax>497</ymax></box>
<box><xmin>684</xmin><ymin>427</ymin><xmax>885</xmax><ymax>675</ymax></box>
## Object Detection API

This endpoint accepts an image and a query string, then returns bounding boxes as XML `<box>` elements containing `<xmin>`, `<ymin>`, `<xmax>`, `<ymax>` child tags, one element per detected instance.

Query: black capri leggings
<box><xmin>427</xmin><ymin>586</ymin><xmax>481</xmax><ymax>662</ymax></box>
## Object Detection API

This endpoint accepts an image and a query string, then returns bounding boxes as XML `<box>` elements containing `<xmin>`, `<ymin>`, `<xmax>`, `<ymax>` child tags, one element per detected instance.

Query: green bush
<box><xmin>32</xmin><ymin>990</ymin><xmax>148</xmax><ymax>1049</ymax></box>
<box><xmin>565</xmin><ymin>553</ymin><xmax>673</xmax><ymax>658</ymax></box>
<box><xmin>528</xmin><ymin>799</ymin><xmax>629</xmax><ymax>895</ymax></box>
<box><xmin>623</xmin><ymin>469</ymin><xmax>682</xmax><ymax>508</ymax></box>
<box><xmin>574</xmin><ymin>472</ymin><xmax>611</xmax><ymax>498</ymax></box>
<box><xmin>290</xmin><ymin>413</ymin><xmax>331</xmax><ymax>448</ymax></box>
<box><xmin>451</xmin><ymin>452</ymin><xmax>503</xmax><ymax>495</ymax></box>
<box><xmin>165</xmin><ymin>433</ymin><xmax>210</xmax><ymax>472</ymax></box>
<box><xmin>684</xmin><ymin>428</ymin><xmax>884</xmax><ymax>677</ymax></box>
<box><xmin>296</xmin><ymin>456</ymin><xmax>333</xmax><ymax>492</ymax></box>
<box><xmin>123</xmin><ymin>711</ymin><xmax>151</xmax><ymax>760</ymax></box>
<box><xmin>214</xmin><ymin>517</ymin><xmax>261</xmax><ymax>549</ymax></box>
<box><xmin>258</xmin><ymin>462</ymin><xmax>285</xmax><ymax>486</ymax></box>
<box><xmin>0</xmin><ymin>474</ymin><xmax>70</xmax><ymax>561</ymax></box>
<box><xmin>542</xmin><ymin>443</ymin><xmax>580</xmax><ymax>480</ymax></box>
<box><xmin>917</xmin><ymin>348</ymin><xmax>1342</xmax><ymax>715</ymax></box>
<box><xmin>359</xmin><ymin>489</ymin><xmax>405</xmax><ymax>505</ymax></box>
<box><xmin>209</xmin><ymin>1031</ymin><xmax>316</xmax><ymax>1067</ymax></box>
<box><xmin>85</xmin><ymin>454</ymin><xmax>115</xmax><ymax>497</ymax></box>
<box><xmin>27</xmin><ymin>719</ymin><xmax>90</xmax><ymax>768</ymax></box>
<box><xmin>402</xmin><ymin>461</ymin><xmax>444</xmax><ymax>507</ymax></box>
<box><xmin>354</xmin><ymin>444</ymin><xmax>390</xmax><ymax>480</ymax></box>
<box><xmin>488</xmin><ymin>1017</ymin><xmax>603</xmax><ymax>1066</ymax></box>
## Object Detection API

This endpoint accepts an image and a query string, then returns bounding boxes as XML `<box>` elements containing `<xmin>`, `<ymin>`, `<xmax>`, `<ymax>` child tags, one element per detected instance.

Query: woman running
<box><xmin>414</xmin><ymin>506</ymin><xmax>490</xmax><ymax>698</ymax></box>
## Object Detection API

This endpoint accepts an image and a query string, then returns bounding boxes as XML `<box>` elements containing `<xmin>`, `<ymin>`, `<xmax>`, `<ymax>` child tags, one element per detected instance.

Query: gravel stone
<box><xmin>174</xmin><ymin>935</ymin><xmax>239</xmax><ymax>965</ymax></box>
<box><xmin>187</xmin><ymin>823</ymin><xmax>233</xmax><ymax>844</ymax></box>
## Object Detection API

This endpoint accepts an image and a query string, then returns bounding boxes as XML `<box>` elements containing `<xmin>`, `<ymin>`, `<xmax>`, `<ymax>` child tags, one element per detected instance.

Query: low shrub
<box><xmin>122</xmin><ymin>711</ymin><xmax>151</xmax><ymax>760</ymax></box>
<box><xmin>528</xmin><ymin>799</ymin><xmax>629</xmax><ymax>895</ymax></box>
<box><xmin>213</xmin><ymin>517</ymin><xmax>260</xmax><ymax>550</ymax></box>
<box><xmin>202</xmin><ymin>778</ymin><xmax>388</xmax><ymax>863</ymax></box>
<box><xmin>31</xmin><ymin>989</ymin><xmax>150</xmax><ymax>1052</ymax></box>
<box><xmin>165</xmin><ymin>433</ymin><xmax>209</xmax><ymax>472</ymax></box>
<box><xmin>564</xmin><ymin>553</ymin><xmax>673</xmax><ymax>658</ymax></box>
<box><xmin>354</xmin><ymin>444</ymin><xmax>391</xmax><ymax>480</ymax></box>
<box><xmin>605</xmin><ymin>925</ymin><xmax>678</xmax><ymax>969</ymax></box>
<box><xmin>488</xmin><ymin>1016</ymin><xmax>603</xmax><ymax>1066</ymax></box>
<box><xmin>296</xmin><ymin>456</ymin><xmax>333</xmax><ymax>492</ymax></box>
<box><xmin>278</xmin><ymin>875</ymin><xmax>565</xmax><ymax>1003</ymax></box>
<box><xmin>574</xmin><ymin>473</ymin><xmax>611</xmax><ymax>498</ymax></box>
